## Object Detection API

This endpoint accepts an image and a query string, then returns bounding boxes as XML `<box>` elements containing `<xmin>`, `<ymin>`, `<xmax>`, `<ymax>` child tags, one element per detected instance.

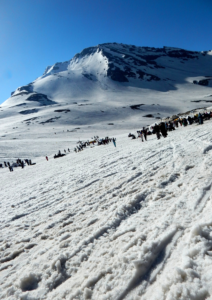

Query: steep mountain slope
<box><xmin>1</xmin><ymin>43</ymin><xmax>212</xmax><ymax>157</ymax></box>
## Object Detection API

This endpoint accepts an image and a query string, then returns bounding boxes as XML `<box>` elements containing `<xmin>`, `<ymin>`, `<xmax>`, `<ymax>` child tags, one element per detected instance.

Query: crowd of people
<box><xmin>129</xmin><ymin>111</ymin><xmax>211</xmax><ymax>141</ymax></box>
<box><xmin>74</xmin><ymin>136</ymin><xmax>116</xmax><ymax>152</ymax></box>
<box><xmin>1</xmin><ymin>110</ymin><xmax>212</xmax><ymax>170</ymax></box>
<box><xmin>0</xmin><ymin>158</ymin><xmax>35</xmax><ymax>172</ymax></box>
<box><xmin>53</xmin><ymin>150</ymin><xmax>66</xmax><ymax>159</ymax></box>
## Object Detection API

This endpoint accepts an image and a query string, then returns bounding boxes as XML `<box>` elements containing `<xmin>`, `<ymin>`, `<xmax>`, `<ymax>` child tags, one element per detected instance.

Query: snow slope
<box><xmin>1</xmin><ymin>120</ymin><xmax>212</xmax><ymax>299</ymax></box>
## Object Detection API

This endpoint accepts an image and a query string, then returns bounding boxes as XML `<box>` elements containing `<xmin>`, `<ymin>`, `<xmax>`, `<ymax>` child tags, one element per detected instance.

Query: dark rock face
<box><xmin>74</xmin><ymin>47</ymin><xmax>96</xmax><ymax>60</ymax></box>
<box><xmin>198</xmin><ymin>79</ymin><xmax>209</xmax><ymax>86</ymax></box>
<box><xmin>11</xmin><ymin>103</ymin><xmax>27</xmax><ymax>107</ymax></box>
<box><xmin>82</xmin><ymin>73</ymin><xmax>93</xmax><ymax>80</ymax></box>
<box><xmin>54</xmin><ymin>109</ymin><xmax>70</xmax><ymax>113</ymax></box>
<box><xmin>40</xmin><ymin>116</ymin><xmax>61</xmax><ymax>124</ymax></box>
<box><xmin>99</xmin><ymin>44</ymin><xmax>202</xmax><ymax>83</ymax></box>
<box><xmin>16</xmin><ymin>83</ymin><xmax>33</xmax><ymax>94</ymax></box>
<box><xmin>12</xmin><ymin>92</ymin><xmax>29</xmax><ymax>97</ymax></box>
<box><xmin>12</xmin><ymin>84</ymin><xmax>33</xmax><ymax>97</ymax></box>
<box><xmin>193</xmin><ymin>77</ymin><xmax>212</xmax><ymax>87</ymax></box>
<box><xmin>137</xmin><ymin>70</ymin><xmax>160</xmax><ymax>81</ymax></box>
<box><xmin>101</xmin><ymin>45</ymin><xmax>165</xmax><ymax>83</ymax></box>
<box><xmin>191</xmin><ymin>100</ymin><xmax>212</xmax><ymax>103</ymax></box>
<box><xmin>130</xmin><ymin>104</ymin><xmax>145</xmax><ymax>110</ymax></box>
<box><xmin>107</xmin><ymin>67</ymin><xmax>129</xmax><ymax>82</ymax></box>
<box><xmin>82</xmin><ymin>73</ymin><xmax>97</xmax><ymax>81</ymax></box>
<box><xmin>24</xmin><ymin>117</ymin><xmax>39</xmax><ymax>122</ymax></box>
<box><xmin>26</xmin><ymin>93</ymin><xmax>57</xmax><ymax>106</ymax></box>
<box><xmin>19</xmin><ymin>109</ymin><xmax>39</xmax><ymax>115</ymax></box>
<box><xmin>165</xmin><ymin>49</ymin><xmax>198</xmax><ymax>59</ymax></box>
<box><xmin>143</xmin><ymin>114</ymin><xmax>154</xmax><ymax>117</ymax></box>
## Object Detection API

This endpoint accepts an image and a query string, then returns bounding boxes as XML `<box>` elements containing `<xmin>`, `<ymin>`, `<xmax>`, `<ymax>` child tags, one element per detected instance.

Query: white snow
<box><xmin>1</xmin><ymin>119</ymin><xmax>212</xmax><ymax>299</ymax></box>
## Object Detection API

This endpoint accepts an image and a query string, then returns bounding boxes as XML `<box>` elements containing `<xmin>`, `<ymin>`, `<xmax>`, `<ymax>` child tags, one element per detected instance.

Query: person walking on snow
<box><xmin>138</xmin><ymin>130</ymin><xmax>143</xmax><ymax>142</ymax></box>
<box><xmin>142</xmin><ymin>127</ymin><xmax>147</xmax><ymax>141</ymax></box>
<box><xmin>46</xmin><ymin>156</ymin><xmax>48</xmax><ymax>161</ymax></box>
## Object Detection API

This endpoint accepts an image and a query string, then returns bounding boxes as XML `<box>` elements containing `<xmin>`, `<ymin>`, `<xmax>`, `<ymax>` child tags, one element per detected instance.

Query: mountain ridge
<box><xmin>7</xmin><ymin>43</ymin><xmax>212</xmax><ymax>102</ymax></box>
<box><xmin>1</xmin><ymin>43</ymin><xmax>212</xmax><ymax>157</ymax></box>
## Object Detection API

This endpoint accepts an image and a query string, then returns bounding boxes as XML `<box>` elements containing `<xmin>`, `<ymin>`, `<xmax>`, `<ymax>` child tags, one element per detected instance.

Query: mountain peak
<box><xmin>2</xmin><ymin>43</ymin><xmax>212</xmax><ymax>136</ymax></box>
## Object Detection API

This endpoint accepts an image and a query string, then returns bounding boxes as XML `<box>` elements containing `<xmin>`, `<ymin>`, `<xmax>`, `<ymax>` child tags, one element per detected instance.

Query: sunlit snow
<box><xmin>1</xmin><ymin>121</ymin><xmax>212</xmax><ymax>299</ymax></box>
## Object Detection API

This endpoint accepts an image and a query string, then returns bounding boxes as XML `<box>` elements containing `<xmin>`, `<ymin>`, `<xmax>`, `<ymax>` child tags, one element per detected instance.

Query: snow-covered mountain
<box><xmin>1</xmin><ymin>43</ymin><xmax>212</xmax><ymax>157</ymax></box>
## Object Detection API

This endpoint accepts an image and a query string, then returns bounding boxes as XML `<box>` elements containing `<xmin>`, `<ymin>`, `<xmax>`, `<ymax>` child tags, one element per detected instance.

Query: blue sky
<box><xmin>0</xmin><ymin>0</ymin><xmax>212</xmax><ymax>104</ymax></box>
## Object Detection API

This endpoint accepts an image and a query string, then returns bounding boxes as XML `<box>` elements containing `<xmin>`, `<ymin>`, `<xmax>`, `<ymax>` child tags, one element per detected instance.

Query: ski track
<box><xmin>1</xmin><ymin>122</ymin><xmax>212</xmax><ymax>299</ymax></box>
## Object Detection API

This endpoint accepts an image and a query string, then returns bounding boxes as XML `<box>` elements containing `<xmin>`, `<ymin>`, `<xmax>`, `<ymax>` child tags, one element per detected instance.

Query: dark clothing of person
<box><xmin>154</xmin><ymin>125</ymin><xmax>161</xmax><ymax>139</ymax></box>
<box><xmin>143</xmin><ymin>128</ymin><xmax>147</xmax><ymax>141</ymax></box>
<box><xmin>183</xmin><ymin>118</ymin><xmax>188</xmax><ymax>126</ymax></box>
<box><xmin>198</xmin><ymin>113</ymin><xmax>203</xmax><ymax>125</ymax></box>
<box><xmin>188</xmin><ymin>116</ymin><xmax>193</xmax><ymax>125</ymax></box>
<box><xmin>160</xmin><ymin>122</ymin><xmax>167</xmax><ymax>138</ymax></box>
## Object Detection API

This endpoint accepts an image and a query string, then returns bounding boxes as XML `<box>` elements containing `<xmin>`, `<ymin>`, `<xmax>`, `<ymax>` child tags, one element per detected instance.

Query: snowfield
<box><xmin>1</xmin><ymin>120</ymin><xmax>212</xmax><ymax>300</ymax></box>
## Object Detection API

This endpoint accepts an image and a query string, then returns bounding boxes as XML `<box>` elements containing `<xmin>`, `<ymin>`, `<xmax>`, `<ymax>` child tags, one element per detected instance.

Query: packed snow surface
<box><xmin>1</xmin><ymin>120</ymin><xmax>212</xmax><ymax>299</ymax></box>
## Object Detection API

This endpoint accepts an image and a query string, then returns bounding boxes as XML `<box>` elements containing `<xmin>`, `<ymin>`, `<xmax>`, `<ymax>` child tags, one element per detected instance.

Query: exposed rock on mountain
<box><xmin>1</xmin><ymin>43</ymin><xmax>212</xmax><ymax>134</ymax></box>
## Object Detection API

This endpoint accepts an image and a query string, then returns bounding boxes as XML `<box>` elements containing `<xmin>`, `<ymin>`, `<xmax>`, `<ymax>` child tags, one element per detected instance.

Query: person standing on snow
<box><xmin>142</xmin><ymin>127</ymin><xmax>147</xmax><ymax>141</ymax></box>
<box><xmin>198</xmin><ymin>113</ymin><xmax>203</xmax><ymax>125</ymax></box>
<box><xmin>154</xmin><ymin>124</ymin><xmax>161</xmax><ymax>140</ymax></box>
<box><xmin>46</xmin><ymin>156</ymin><xmax>48</xmax><ymax>161</ymax></box>
<box><xmin>138</xmin><ymin>130</ymin><xmax>143</xmax><ymax>142</ymax></box>
<box><xmin>160</xmin><ymin>122</ymin><xmax>167</xmax><ymax>138</ymax></box>
<box><xmin>112</xmin><ymin>138</ymin><xmax>116</xmax><ymax>147</ymax></box>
